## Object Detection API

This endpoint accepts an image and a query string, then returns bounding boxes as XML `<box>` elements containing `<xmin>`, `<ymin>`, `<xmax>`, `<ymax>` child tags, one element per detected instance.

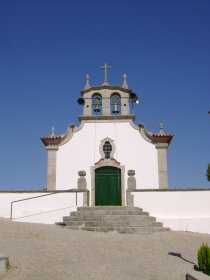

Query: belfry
<box><xmin>41</xmin><ymin>65</ymin><xmax>173</xmax><ymax>206</ymax></box>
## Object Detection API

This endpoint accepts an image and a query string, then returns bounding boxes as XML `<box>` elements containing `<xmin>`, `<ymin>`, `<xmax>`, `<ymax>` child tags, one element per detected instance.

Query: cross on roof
<box><xmin>100</xmin><ymin>63</ymin><xmax>111</xmax><ymax>85</ymax></box>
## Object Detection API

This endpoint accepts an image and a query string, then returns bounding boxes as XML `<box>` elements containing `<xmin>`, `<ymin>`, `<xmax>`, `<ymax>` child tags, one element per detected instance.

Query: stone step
<box><xmin>61</xmin><ymin>206</ymin><xmax>170</xmax><ymax>234</ymax></box>
<box><xmin>64</xmin><ymin>220</ymin><xmax>163</xmax><ymax>228</ymax></box>
<box><xmin>77</xmin><ymin>206</ymin><xmax>143</xmax><ymax>212</ymax></box>
<box><xmin>69</xmin><ymin>210</ymin><xmax>149</xmax><ymax>216</ymax></box>
<box><xmin>66</xmin><ymin>226</ymin><xmax>170</xmax><ymax>234</ymax></box>
<box><xmin>63</xmin><ymin>214</ymin><xmax>156</xmax><ymax>222</ymax></box>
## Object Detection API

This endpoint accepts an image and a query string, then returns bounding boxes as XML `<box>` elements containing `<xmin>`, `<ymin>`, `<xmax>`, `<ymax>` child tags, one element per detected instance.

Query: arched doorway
<box><xmin>95</xmin><ymin>167</ymin><xmax>121</xmax><ymax>206</ymax></box>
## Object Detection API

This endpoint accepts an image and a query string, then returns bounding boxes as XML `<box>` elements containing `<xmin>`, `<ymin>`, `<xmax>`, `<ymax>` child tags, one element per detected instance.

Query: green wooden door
<box><xmin>95</xmin><ymin>167</ymin><xmax>121</xmax><ymax>206</ymax></box>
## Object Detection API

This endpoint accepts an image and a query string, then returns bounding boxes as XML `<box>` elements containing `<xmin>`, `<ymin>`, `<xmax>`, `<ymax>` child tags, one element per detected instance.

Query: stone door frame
<box><xmin>91</xmin><ymin>159</ymin><xmax>125</xmax><ymax>206</ymax></box>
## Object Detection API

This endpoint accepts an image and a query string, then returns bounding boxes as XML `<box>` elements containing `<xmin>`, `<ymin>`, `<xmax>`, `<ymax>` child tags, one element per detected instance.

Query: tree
<box><xmin>207</xmin><ymin>164</ymin><xmax>210</xmax><ymax>182</ymax></box>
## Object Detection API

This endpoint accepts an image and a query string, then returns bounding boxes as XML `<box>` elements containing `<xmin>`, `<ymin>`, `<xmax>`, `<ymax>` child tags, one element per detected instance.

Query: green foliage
<box><xmin>197</xmin><ymin>243</ymin><xmax>210</xmax><ymax>276</ymax></box>
<box><xmin>207</xmin><ymin>164</ymin><xmax>210</xmax><ymax>182</ymax></box>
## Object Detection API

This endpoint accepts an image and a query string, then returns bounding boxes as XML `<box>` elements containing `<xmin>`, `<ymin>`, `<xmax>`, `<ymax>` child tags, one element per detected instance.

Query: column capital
<box><xmin>155</xmin><ymin>143</ymin><xmax>168</xmax><ymax>149</ymax></box>
<box><xmin>46</xmin><ymin>146</ymin><xmax>59</xmax><ymax>151</ymax></box>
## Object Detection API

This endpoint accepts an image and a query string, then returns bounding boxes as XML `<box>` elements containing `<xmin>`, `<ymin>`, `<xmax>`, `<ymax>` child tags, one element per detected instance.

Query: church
<box><xmin>0</xmin><ymin>65</ymin><xmax>209</xmax><ymax>234</ymax></box>
<box><xmin>41</xmin><ymin>64</ymin><xmax>173</xmax><ymax>207</ymax></box>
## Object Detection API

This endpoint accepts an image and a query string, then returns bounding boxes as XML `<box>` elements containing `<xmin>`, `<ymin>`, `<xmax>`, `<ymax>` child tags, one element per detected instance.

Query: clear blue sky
<box><xmin>0</xmin><ymin>0</ymin><xmax>209</xmax><ymax>190</ymax></box>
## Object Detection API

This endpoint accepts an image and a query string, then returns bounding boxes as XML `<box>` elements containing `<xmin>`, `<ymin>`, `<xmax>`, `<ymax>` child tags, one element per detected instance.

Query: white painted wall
<box><xmin>0</xmin><ymin>190</ymin><xmax>209</xmax><ymax>234</ymax></box>
<box><xmin>56</xmin><ymin>121</ymin><xmax>159</xmax><ymax>193</ymax></box>
<box><xmin>0</xmin><ymin>192</ymin><xmax>83</xmax><ymax>224</ymax></box>
<box><xmin>133</xmin><ymin>190</ymin><xmax>210</xmax><ymax>234</ymax></box>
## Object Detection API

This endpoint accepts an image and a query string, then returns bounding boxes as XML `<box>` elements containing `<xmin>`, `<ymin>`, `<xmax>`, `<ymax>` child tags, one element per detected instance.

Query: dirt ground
<box><xmin>0</xmin><ymin>218</ymin><xmax>210</xmax><ymax>280</ymax></box>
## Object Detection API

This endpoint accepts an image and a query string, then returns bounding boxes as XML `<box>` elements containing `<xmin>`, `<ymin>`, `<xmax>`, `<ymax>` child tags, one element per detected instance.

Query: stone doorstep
<box><xmin>77</xmin><ymin>206</ymin><xmax>143</xmax><ymax>211</ymax></box>
<box><xmin>70</xmin><ymin>210</ymin><xmax>149</xmax><ymax>216</ymax></box>
<box><xmin>0</xmin><ymin>254</ymin><xmax>9</xmax><ymax>276</ymax></box>
<box><xmin>186</xmin><ymin>270</ymin><xmax>210</xmax><ymax>280</ymax></box>
<box><xmin>63</xmin><ymin>214</ymin><xmax>156</xmax><ymax>222</ymax></box>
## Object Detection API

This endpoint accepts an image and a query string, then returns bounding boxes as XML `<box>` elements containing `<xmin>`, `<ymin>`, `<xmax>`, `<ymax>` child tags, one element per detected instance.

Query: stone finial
<box><xmin>51</xmin><ymin>127</ymin><xmax>55</xmax><ymax>137</ymax></box>
<box><xmin>128</xmin><ymin>170</ymin><xmax>135</xmax><ymax>176</ymax></box>
<box><xmin>159</xmin><ymin>123</ymin><xmax>164</xmax><ymax>135</ymax></box>
<box><xmin>78</xmin><ymin>170</ymin><xmax>86</xmax><ymax>177</ymax></box>
<box><xmin>84</xmin><ymin>74</ymin><xmax>91</xmax><ymax>89</ymax></box>
<box><xmin>122</xmin><ymin>74</ymin><xmax>128</xmax><ymax>89</ymax></box>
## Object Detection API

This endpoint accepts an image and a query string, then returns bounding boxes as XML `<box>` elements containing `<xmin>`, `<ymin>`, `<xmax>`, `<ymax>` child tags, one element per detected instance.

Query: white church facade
<box><xmin>0</xmin><ymin>65</ymin><xmax>209</xmax><ymax>234</ymax></box>
<box><xmin>41</xmin><ymin>64</ymin><xmax>173</xmax><ymax>206</ymax></box>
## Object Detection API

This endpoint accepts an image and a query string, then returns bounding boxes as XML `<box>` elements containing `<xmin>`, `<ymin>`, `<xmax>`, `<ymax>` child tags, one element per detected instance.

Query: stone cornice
<box><xmin>138</xmin><ymin>123</ymin><xmax>173</xmax><ymax>145</ymax></box>
<box><xmin>81</xmin><ymin>85</ymin><xmax>132</xmax><ymax>95</ymax></box>
<box><xmin>78</xmin><ymin>115</ymin><xmax>135</xmax><ymax>122</ymax></box>
<box><xmin>40</xmin><ymin>136</ymin><xmax>62</xmax><ymax>147</ymax></box>
<box><xmin>127</xmin><ymin>188</ymin><xmax>210</xmax><ymax>192</ymax></box>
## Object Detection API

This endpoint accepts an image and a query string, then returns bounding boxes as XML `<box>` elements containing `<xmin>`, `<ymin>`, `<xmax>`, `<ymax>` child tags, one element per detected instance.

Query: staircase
<box><xmin>62</xmin><ymin>206</ymin><xmax>170</xmax><ymax>234</ymax></box>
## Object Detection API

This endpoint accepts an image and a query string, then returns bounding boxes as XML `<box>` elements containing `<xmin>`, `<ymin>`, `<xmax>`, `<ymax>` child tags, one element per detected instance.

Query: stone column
<box><xmin>46</xmin><ymin>146</ymin><xmax>58</xmax><ymax>191</ymax></box>
<box><xmin>156</xmin><ymin>143</ymin><xmax>168</xmax><ymax>189</ymax></box>
<box><xmin>127</xmin><ymin>170</ymin><xmax>136</xmax><ymax>206</ymax></box>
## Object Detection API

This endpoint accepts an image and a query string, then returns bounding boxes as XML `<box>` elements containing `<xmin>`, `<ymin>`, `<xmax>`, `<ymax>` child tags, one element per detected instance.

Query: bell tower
<box><xmin>77</xmin><ymin>64</ymin><xmax>139</xmax><ymax>120</ymax></box>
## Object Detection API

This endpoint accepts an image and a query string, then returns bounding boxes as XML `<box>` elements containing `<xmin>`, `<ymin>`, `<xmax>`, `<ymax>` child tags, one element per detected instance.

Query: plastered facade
<box><xmin>56</xmin><ymin>121</ymin><xmax>159</xmax><ymax>192</ymax></box>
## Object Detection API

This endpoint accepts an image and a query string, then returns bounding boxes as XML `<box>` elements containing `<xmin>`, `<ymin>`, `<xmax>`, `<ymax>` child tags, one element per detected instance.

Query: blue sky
<box><xmin>0</xmin><ymin>0</ymin><xmax>209</xmax><ymax>190</ymax></box>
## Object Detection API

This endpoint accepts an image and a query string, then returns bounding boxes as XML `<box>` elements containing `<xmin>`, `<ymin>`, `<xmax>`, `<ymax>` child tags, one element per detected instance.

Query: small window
<box><xmin>103</xmin><ymin>141</ymin><xmax>112</xmax><ymax>159</ymax></box>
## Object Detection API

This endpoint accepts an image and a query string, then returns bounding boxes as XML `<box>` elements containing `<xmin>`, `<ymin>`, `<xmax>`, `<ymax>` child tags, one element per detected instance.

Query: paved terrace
<box><xmin>0</xmin><ymin>218</ymin><xmax>210</xmax><ymax>280</ymax></box>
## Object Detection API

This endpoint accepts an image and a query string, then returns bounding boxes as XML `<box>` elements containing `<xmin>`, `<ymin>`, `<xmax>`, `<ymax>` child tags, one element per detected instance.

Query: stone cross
<box><xmin>100</xmin><ymin>63</ymin><xmax>111</xmax><ymax>85</ymax></box>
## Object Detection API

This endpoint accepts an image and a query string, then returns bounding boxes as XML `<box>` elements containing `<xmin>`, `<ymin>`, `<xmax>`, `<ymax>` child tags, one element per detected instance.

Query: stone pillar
<box><xmin>127</xmin><ymin>170</ymin><xmax>136</xmax><ymax>191</ymax></box>
<box><xmin>156</xmin><ymin>143</ymin><xmax>168</xmax><ymax>189</ymax></box>
<box><xmin>77</xmin><ymin>171</ymin><xmax>88</xmax><ymax>206</ymax></box>
<box><xmin>121</xmin><ymin>97</ymin><xmax>129</xmax><ymax>115</ymax></box>
<box><xmin>102</xmin><ymin>97</ymin><xmax>110</xmax><ymax>116</ymax></box>
<box><xmin>127</xmin><ymin>170</ymin><xmax>136</xmax><ymax>206</ymax></box>
<box><xmin>83</xmin><ymin>98</ymin><xmax>92</xmax><ymax>116</ymax></box>
<box><xmin>46</xmin><ymin>146</ymin><xmax>58</xmax><ymax>191</ymax></box>
<box><xmin>77</xmin><ymin>171</ymin><xmax>87</xmax><ymax>191</ymax></box>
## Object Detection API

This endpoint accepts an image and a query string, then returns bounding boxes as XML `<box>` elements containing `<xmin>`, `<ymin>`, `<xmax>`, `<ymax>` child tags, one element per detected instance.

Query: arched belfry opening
<box><xmin>110</xmin><ymin>93</ymin><xmax>121</xmax><ymax>115</ymax></box>
<box><xmin>92</xmin><ymin>93</ymin><xmax>102</xmax><ymax>115</ymax></box>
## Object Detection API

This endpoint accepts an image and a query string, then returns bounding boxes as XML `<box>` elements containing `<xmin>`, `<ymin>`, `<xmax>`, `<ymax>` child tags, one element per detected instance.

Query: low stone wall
<box><xmin>0</xmin><ymin>254</ymin><xmax>9</xmax><ymax>278</ymax></box>
<box><xmin>130</xmin><ymin>189</ymin><xmax>210</xmax><ymax>234</ymax></box>
<box><xmin>186</xmin><ymin>270</ymin><xmax>210</xmax><ymax>280</ymax></box>
<box><xmin>0</xmin><ymin>191</ymin><xmax>86</xmax><ymax>224</ymax></box>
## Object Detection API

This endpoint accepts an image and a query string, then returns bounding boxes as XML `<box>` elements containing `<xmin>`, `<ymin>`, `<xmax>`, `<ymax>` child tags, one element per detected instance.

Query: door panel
<box><xmin>95</xmin><ymin>167</ymin><xmax>121</xmax><ymax>206</ymax></box>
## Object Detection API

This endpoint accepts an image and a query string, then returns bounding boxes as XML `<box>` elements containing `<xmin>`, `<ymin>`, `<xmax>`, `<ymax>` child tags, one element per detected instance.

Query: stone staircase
<box><xmin>62</xmin><ymin>206</ymin><xmax>170</xmax><ymax>234</ymax></box>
